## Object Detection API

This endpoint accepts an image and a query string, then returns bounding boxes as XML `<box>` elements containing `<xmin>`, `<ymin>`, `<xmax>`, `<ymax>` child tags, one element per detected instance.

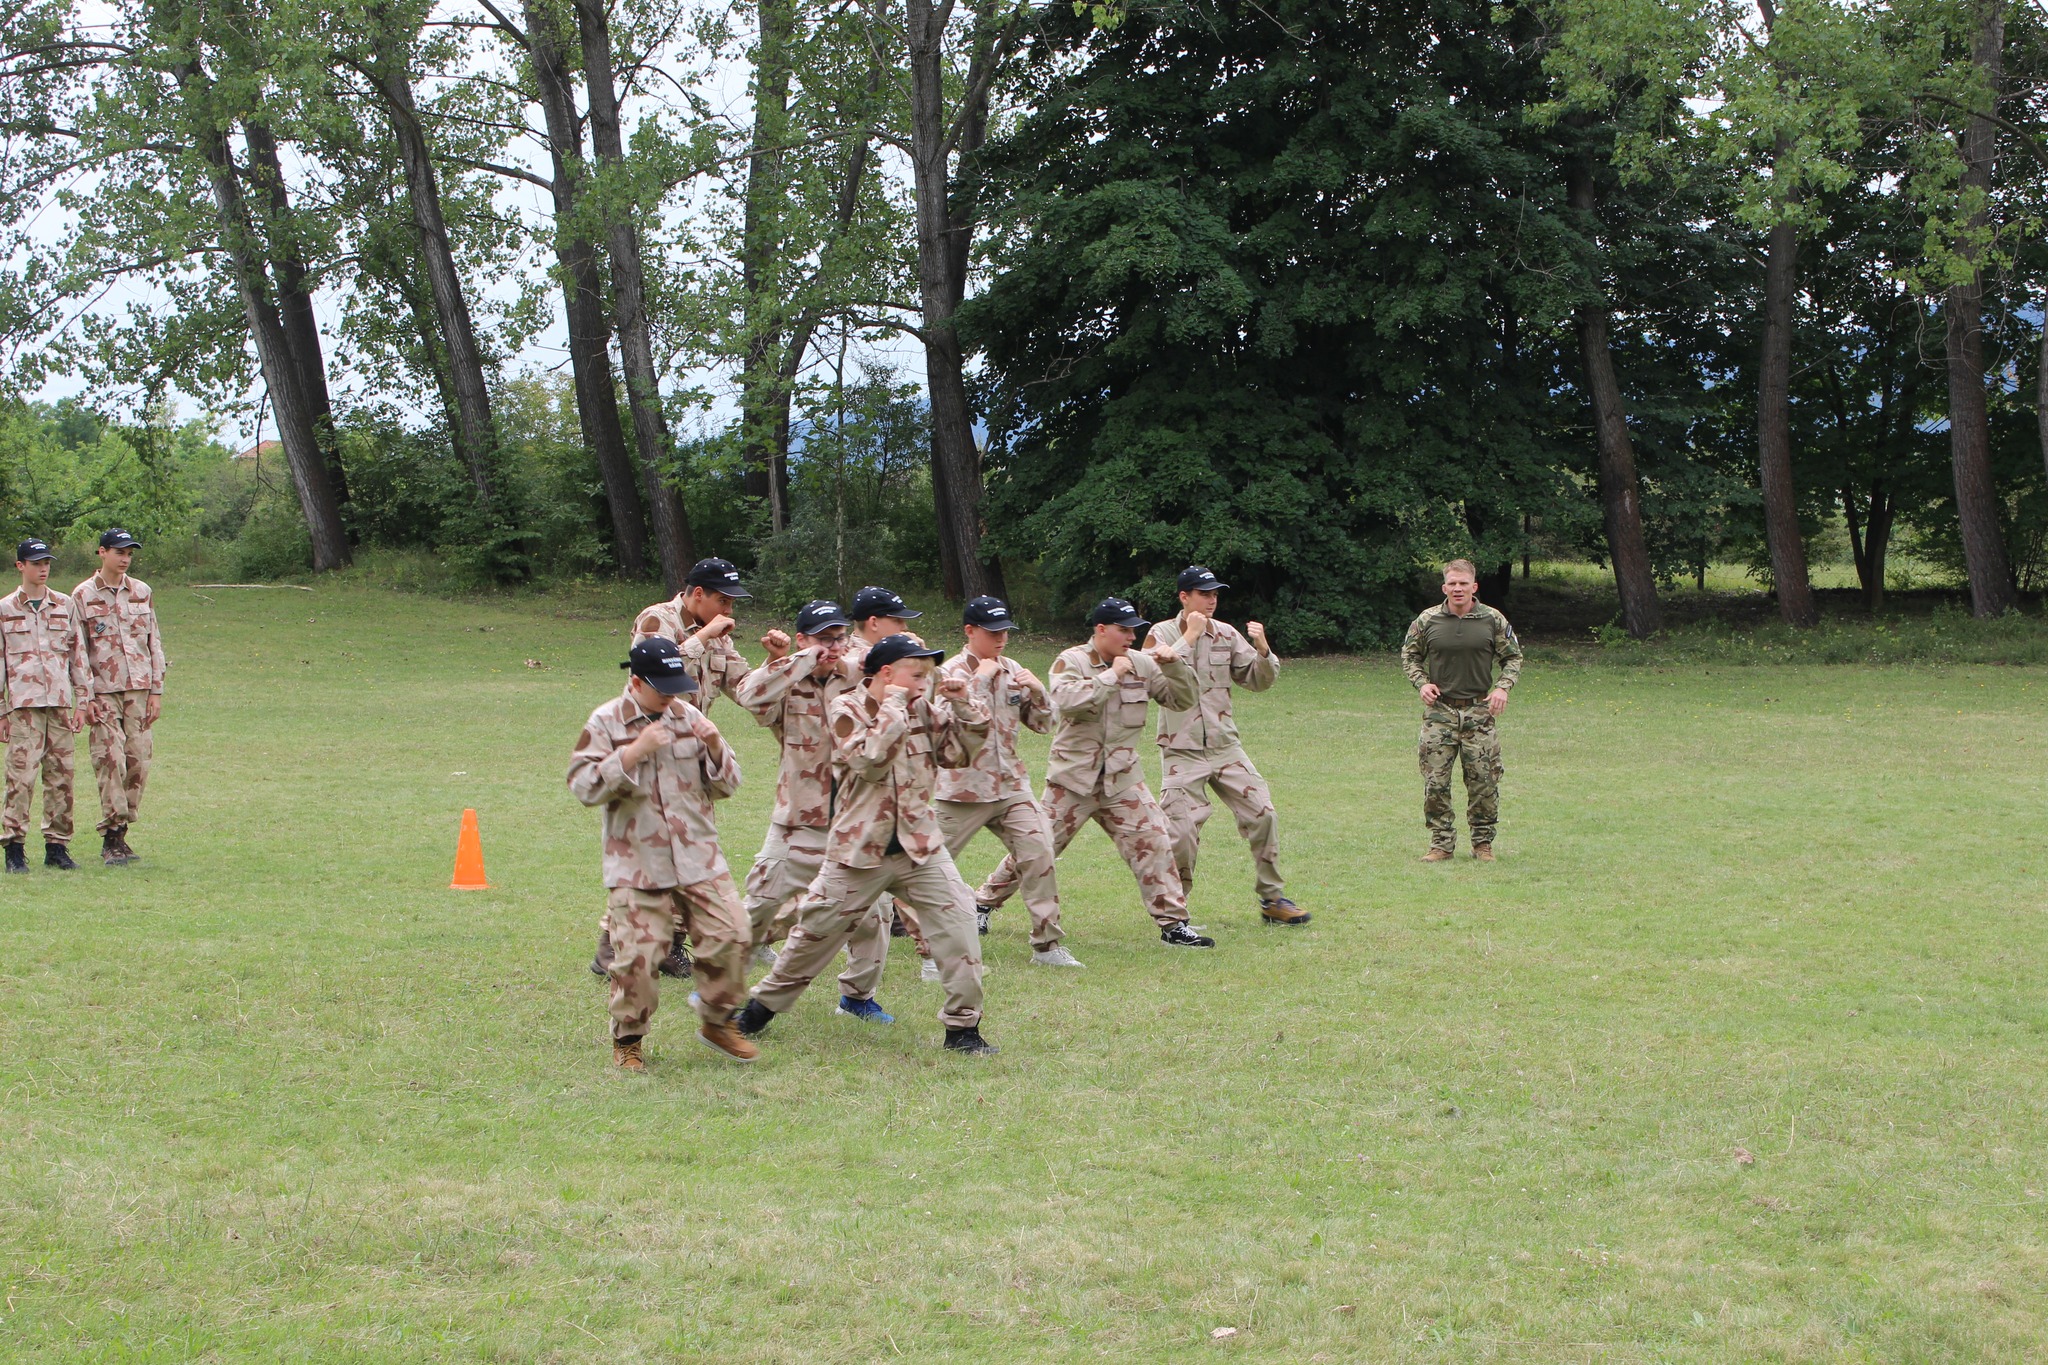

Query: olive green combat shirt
<box><xmin>1399</xmin><ymin>602</ymin><xmax>1523</xmax><ymax>705</ymax></box>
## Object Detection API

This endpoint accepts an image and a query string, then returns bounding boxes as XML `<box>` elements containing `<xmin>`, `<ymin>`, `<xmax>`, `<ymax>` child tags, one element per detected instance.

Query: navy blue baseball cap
<box><xmin>795</xmin><ymin>600</ymin><xmax>851</xmax><ymax>635</ymax></box>
<box><xmin>851</xmin><ymin>586</ymin><xmax>921</xmax><ymax>621</ymax></box>
<box><xmin>621</xmin><ymin>637</ymin><xmax>698</xmax><ymax>695</ymax></box>
<box><xmin>1089</xmin><ymin>597</ymin><xmax>1148</xmax><ymax>630</ymax></box>
<box><xmin>862</xmin><ymin>633</ymin><xmax>944</xmax><ymax>675</ymax></box>
<box><xmin>99</xmin><ymin>528</ymin><xmax>142</xmax><ymax>550</ymax></box>
<box><xmin>963</xmin><ymin>596</ymin><xmax>1016</xmax><ymax>630</ymax></box>
<box><xmin>15</xmin><ymin>538</ymin><xmax>53</xmax><ymax>563</ymax></box>
<box><xmin>685</xmin><ymin>557</ymin><xmax>751</xmax><ymax>598</ymax></box>
<box><xmin>1177</xmin><ymin>565</ymin><xmax>1228</xmax><ymax>593</ymax></box>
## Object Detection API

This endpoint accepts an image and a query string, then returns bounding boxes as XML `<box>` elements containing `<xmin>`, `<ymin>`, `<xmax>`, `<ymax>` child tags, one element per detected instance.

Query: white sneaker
<box><xmin>920</xmin><ymin>959</ymin><xmax>941</xmax><ymax>982</ymax></box>
<box><xmin>1030</xmin><ymin>946</ymin><xmax>1084</xmax><ymax>969</ymax></box>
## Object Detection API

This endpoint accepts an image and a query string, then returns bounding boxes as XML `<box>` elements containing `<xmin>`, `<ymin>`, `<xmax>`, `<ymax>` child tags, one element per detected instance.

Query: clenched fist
<box><xmin>760</xmin><ymin>628</ymin><xmax>792</xmax><ymax>661</ymax></box>
<box><xmin>695</xmin><ymin>614</ymin><xmax>736</xmax><ymax>643</ymax></box>
<box><xmin>1246</xmin><ymin>621</ymin><xmax>1269</xmax><ymax>655</ymax></box>
<box><xmin>936</xmin><ymin>675</ymin><xmax>971</xmax><ymax>702</ymax></box>
<box><xmin>1182</xmin><ymin>609</ymin><xmax>1210</xmax><ymax>638</ymax></box>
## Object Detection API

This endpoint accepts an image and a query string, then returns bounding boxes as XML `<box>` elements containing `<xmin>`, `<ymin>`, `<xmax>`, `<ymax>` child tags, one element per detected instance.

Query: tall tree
<box><xmin>902</xmin><ymin>0</ymin><xmax>1019</xmax><ymax>600</ymax></box>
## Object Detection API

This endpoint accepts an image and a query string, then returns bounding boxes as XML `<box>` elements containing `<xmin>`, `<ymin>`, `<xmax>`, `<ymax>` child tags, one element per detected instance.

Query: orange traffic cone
<box><xmin>450</xmin><ymin>808</ymin><xmax>490</xmax><ymax>889</ymax></box>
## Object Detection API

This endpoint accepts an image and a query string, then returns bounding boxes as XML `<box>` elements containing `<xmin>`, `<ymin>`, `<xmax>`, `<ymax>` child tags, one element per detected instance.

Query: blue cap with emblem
<box><xmin>15</xmin><ymin>538</ymin><xmax>53</xmax><ymax>563</ymax></box>
<box><xmin>684</xmin><ymin>557</ymin><xmax>751</xmax><ymax>598</ymax></box>
<box><xmin>962</xmin><ymin>596</ymin><xmax>1015</xmax><ymax>630</ymax></box>
<box><xmin>850</xmin><ymin>585</ymin><xmax>921</xmax><ymax>621</ymax></box>
<box><xmin>1088</xmin><ymin>597</ymin><xmax>1148</xmax><ymax>630</ymax></box>
<box><xmin>620</xmin><ymin>637</ymin><xmax>699</xmax><ymax>694</ymax></box>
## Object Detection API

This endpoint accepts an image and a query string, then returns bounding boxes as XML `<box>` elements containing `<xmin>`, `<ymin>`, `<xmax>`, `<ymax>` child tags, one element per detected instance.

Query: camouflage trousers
<box><xmin>753</xmin><ymin>849</ymin><xmax>984</xmax><ymax>1028</ymax></box>
<box><xmin>3</xmin><ymin>706</ymin><xmax>76</xmax><ymax>844</ymax></box>
<box><xmin>1420</xmin><ymin>703</ymin><xmax>1503</xmax><ymax>851</ymax></box>
<box><xmin>741</xmin><ymin>821</ymin><xmax>893</xmax><ymax>1001</ymax></box>
<box><xmin>88</xmin><ymin>689</ymin><xmax>153</xmax><ymax>832</ymax></box>
<box><xmin>979</xmin><ymin>780</ymin><xmax>1188</xmax><ymax>928</ymax></box>
<box><xmin>1160</xmin><ymin>751</ymin><xmax>1283</xmax><ymax>902</ymax></box>
<box><xmin>938</xmin><ymin>794</ymin><xmax>1064</xmax><ymax>949</ymax></box>
<box><xmin>604</xmin><ymin>873</ymin><xmax>749</xmax><ymax>1041</ymax></box>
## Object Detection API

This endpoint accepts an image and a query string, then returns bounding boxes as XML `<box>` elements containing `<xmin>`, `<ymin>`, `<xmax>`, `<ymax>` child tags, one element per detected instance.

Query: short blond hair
<box><xmin>1442</xmin><ymin>558</ymin><xmax>1478</xmax><ymax>580</ymax></box>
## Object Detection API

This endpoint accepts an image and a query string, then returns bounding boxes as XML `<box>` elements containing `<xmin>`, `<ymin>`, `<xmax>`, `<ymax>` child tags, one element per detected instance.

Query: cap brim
<box><xmin>1099</xmin><ymin>614</ymin><xmax>1147</xmax><ymax>630</ymax></box>
<box><xmin>974</xmin><ymin>619</ymin><xmax>1016</xmax><ymax>630</ymax></box>
<box><xmin>801</xmin><ymin>618</ymin><xmax>851</xmax><ymax>633</ymax></box>
<box><xmin>642</xmin><ymin>672</ymin><xmax>698</xmax><ymax>695</ymax></box>
<box><xmin>107</xmin><ymin>539</ymin><xmax>141</xmax><ymax>550</ymax></box>
<box><xmin>21</xmin><ymin>553</ymin><xmax>53</xmax><ymax>563</ymax></box>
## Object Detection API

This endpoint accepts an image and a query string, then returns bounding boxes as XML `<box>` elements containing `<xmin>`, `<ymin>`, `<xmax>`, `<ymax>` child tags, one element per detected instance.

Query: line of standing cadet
<box><xmin>568</xmin><ymin>555</ymin><xmax>1525</xmax><ymax>1071</ymax></box>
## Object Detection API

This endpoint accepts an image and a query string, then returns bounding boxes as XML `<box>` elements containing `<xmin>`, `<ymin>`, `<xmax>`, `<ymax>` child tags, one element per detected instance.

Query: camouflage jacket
<box><xmin>1044</xmin><ymin>642</ymin><xmax>1197</xmax><ymax>798</ymax></box>
<box><xmin>934</xmin><ymin>649</ymin><xmax>1050</xmax><ymax>804</ymax></box>
<box><xmin>630</xmin><ymin>595</ymin><xmax>750</xmax><ymax>711</ymax></box>
<box><xmin>566</xmin><ymin>686</ymin><xmax>742</xmax><ymax>890</ymax></box>
<box><xmin>1143</xmin><ymin>615</ymin><xmax>1276</xmax><ymax>758</ymax></box>
<box><xmin>1399</xmin><ymin>602</ymin><xmax>1523</xmax><ymax>704</ymax></box>
<box><xmin>70</xmin><ymin>573</ymin><xmax>167</xmax><ymax>695</ymax></box>
<box><xmin>825</xmin><ymin>684</ymin><xmax>989</xmax><ymax>867</ymax></box>
<box><xmin>735</xmin><ymin>645</ymin><xmax>861</xmax><ymax>829</ymax></box>
<box><xmin>0</xmin><ymin>588</ymin><xmax>91</xmax><ymax>713</ymax></box>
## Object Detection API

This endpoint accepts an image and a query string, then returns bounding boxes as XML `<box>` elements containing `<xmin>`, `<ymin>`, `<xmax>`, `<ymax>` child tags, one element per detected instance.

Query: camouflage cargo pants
<box><xmin>4</xmin><ymin>706</ymin><xmax>76</xmax><ymax>844</ymax></box>
<box><xmin>978</xmin><ymin>780</ymin><xmax>1188</xmax><ymax>928</ymax></box>
<box><xmin>604</xmin><ymin>873</ymin><xmax>749</xmax><ymax>1041</ymax></box>
<box><xmin>752</xmin><ymin>849</ymin><xmax>984</xmax><ymax>1028</ymax></box>
<box><xmin>1160</xmin><ymin>752</ymin><xmax>1283</xmax><ymax>902</ymax></box>
<box><xmin>741</xmin><ymin>821</ymin><xmax>892</xmax><ymax>1001</ymax></box>
<box><xmin>938</xmin><ymin>794</ymin><xmax>1064</xmax><ymax>949</ymax></box>
<box><xmin>88</xmin><ymin>688</ymin><xmax>153</xmax><ymax>832</ymax></box>
<box><xmin>1420</xmin><ymin>703</ymin><xmax>1503</xmax><ymax>851</ymax></box>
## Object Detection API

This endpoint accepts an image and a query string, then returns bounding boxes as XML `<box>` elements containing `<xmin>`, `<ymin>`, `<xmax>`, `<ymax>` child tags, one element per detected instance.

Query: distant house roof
<box><xmin>234</xmin><ymin>439</ymin><xmax>282</xmax><ymax>462</ymax></box>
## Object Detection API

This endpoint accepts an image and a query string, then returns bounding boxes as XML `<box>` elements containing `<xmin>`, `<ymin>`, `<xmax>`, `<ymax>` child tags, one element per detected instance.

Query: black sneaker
<box><xmin>943</xmin><ymin>1026</ymin><xmax>999</xmax><ymax>1055</ymax></box>
<box><xmin>1160</xmin><ymin>922</ymin><xmax>1215</xmax><ymax>948</ymax></box>
<box><xmin>976</xmin><ymin>903</ymin><xmax>994</xmax><ymax>935</ymax></box>
<box><xmin>589</xmin><ymin>929</ymin><xmax>614</xmax><ymax>979</ymax></box>
<box><xmin>44</xmin><ymin>842</ymin><xmax>77</xmax><ymax>871</ymax></box>
<box><xmin>889</xmin><ymin>913</ymin><xmax>908</xmax><ymax>938</ymax></box>
<box><xmin>3</xmin><ymin>841</ymin><xmax>24</xmax><ymax>874</ymax></box>
<box><xmin>735</xmin><ymin>999</ymin><xmax>776</xmax><ymax>1037</ymax></box>
<box><xmin>657</xmin><ymin>938</ymin><xmax>693</xmax><ymax>979</ymax></box>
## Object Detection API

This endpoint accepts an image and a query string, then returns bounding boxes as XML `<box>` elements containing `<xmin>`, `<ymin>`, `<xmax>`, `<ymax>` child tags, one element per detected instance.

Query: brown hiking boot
<box><xmin>658</xmin><ymin>937</ymin><xmax>693</xmax><ymax>979</ymax></box>
<box><xmin>100</xmin><ymin>830</ymin><xmax>130</xmax><ymax>867</ymax></box>
<box><xmin>698</xmin><ymin>1020</ymin><xmax>759</xmax><ymax>1063</ymax></box>
<box><xmin>1472</xmin><ymin>844</ymin><xmax>1495</xmax><ymax>862</ymax></box>
<box><xmin>1421</xmin><ymin>848</ymin><xmax>1454</xmax><ymax>863</ymax></box>
<box><xmin>1259</xmin><ymin>897</ymin><xmax>1311</xmax><ymax>925</ymax></box>
<box><xmin>612</xmin><ymin>1039</ymin><xmax>646</xmax><ymax>1073</ymax></box>
<box><xmin>113</xmin><ymin>828</ymin><xmax>138</xmax><ymax>861</ymax></box>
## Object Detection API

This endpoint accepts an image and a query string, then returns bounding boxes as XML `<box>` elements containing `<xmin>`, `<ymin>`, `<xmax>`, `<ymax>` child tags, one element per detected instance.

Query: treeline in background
<box><xmin>0</xmin><ymin>0</ymin><xmax>2044</xmax><ymax>648</ymax></box>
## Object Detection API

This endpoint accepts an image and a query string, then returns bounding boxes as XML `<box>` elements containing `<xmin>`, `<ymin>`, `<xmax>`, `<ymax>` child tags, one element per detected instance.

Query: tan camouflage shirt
<box><xmin>630</xmin><ymin>595</ymin><xmax>750</xmax><ymax>711</ymax></box>
<box><xmin>825</xmin><ymin>684</ymin><xmax>989</xmax><ymax>867</ymax></box>
<box><xmin>1144</xmin><ymin>615</ymin><xmax>1276</xmax><ymax>757</ymax></box>
<box><xmin>566</xmin><ymin>686</ymin><xmax>743</xmax><ymax>890</ymax></box>
<box><xmin>735</xmin><ymin>645</ymin><xmax>861</xmax><ymax>829</ymax></box>
<box><xmin>1044</xmin><ymin>642</ymin><xmax>1197</xmax><ymax>798</ymax></box>
<box><xmin>0</xmin><ymin>588</ymin><xmax>91</xmax><ymax>713</ymax></box>
<box><xmin>70</xmin><ymin>573</ymin><xmax>167</xmax><ymax>695</ymax></box>
<box><xmin>934</xmin><ymin>649</ymin><xmax>1050</xmax><ymax>804</ymax></box>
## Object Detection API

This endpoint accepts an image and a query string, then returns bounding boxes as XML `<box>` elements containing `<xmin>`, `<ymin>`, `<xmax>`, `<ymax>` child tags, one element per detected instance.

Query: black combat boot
<box><xmin>657</xmin><ymin>936</ymin><xmax>693</xmax><ymax>979</ymax></box>
<box><xmin>44</xmin><ymin>842</ymin><xmax>77</xmax><ymax>871</ymax></box>
<box><xmin>735</xmin><ymin>999</ymin><xmax>776</xmax><ymax>1038</ymax></box>
<box><xmin>113</xmin><ymin>826</ymin><xmax>139</xmax><ymax>861</ymax></box>
<box><xmin>589</xmin><ymin>929</ymin><xmax>615</xmax><ymax>978</ymax></box>
<box><xmin>101</xmin><ymin>830</ymin><xmax>130</xmax><ymax>867</ymax></box>
<box><xmin>3</xmin><ymin>841</ymin><xmax>25</xmax><ymax>874</ymax></box>
<box><xmin>943</xmin><ymin>1026</ymin><xmax>999</xmax><ymax>1055</ymax></box>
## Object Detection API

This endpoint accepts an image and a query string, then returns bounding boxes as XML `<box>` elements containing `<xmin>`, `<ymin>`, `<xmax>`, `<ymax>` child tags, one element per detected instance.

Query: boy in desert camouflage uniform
<box><xmin>71</xmin><ymin>528</ymin><xmax>166</xmax><ymax>866</ymax></box>
<box><xmin>1</xmin><ymin>538</ymin><xmax>90</xmax><ymax>873</ymax></box>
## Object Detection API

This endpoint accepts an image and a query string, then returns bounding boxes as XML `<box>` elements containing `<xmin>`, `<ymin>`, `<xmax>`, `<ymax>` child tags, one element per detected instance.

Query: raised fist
<box><xmin>696</xmin><ymin>614</ymin><xmax>736</xmax><ymax>642</ymax></box>
<box><xmin>1182</xmin><ymin>609</ymin><xmax>1210</xmax><ymax>638</ymax></box>
<box><xmin>761</xmin><ymin>628</ymin><xmax>791</xmax><ymax>660</ymax></box>
<box><xmin>1246</xmin><ymin>621</ymin><xmax>1268</xmax><ymax>653</ymax></box>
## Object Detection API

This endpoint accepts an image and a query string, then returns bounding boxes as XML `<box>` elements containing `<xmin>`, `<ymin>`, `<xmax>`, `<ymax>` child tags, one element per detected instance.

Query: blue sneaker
<box><xmin>835</xmin><ymin>995</ymin><xmax>895</xmax><ymax>1024</ymax></box>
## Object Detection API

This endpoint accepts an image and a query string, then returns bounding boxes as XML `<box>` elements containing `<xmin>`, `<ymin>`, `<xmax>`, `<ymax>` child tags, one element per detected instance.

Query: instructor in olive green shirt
<box><xmin>1399</xmin><ymin>559</ymin><xmax>1523</xmax><ymax>862</ymax></box>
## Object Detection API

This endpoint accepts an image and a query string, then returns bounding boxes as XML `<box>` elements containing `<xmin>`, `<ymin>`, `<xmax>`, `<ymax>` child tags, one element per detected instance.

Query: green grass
<box><xmin>3</xmin><ymin>584</ymin><xmax>2046</xmax><ymax>1362</ymax></box>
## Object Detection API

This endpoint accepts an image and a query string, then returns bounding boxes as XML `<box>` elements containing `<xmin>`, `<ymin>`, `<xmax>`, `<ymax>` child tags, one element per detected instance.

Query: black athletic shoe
<box><xmin>44</xmin><ymin>842</ymin><xmax>76</xmax><ymax>871</ymax></box>
<box><xmin>943</xmin><ymin>1026</ymin><xmax>999</xmax><ymax>1055</ymax></box>
<box><xmin>976</xmin><ymin>903</ymin><xmax>994</xmax><ymax>936</ymax></box>
<box><xmin>1160</xmin><ymin>922</ymin><xmax>1215</xmax><ymax>948</ymax></box>
<box><xmin>3</xmin><ymin>841</ymin><xmax>25</xmax><ymax>874</ymax></box>
<box><xmin>735</xmin><ymin>999</ymin><xmax>777</xmax><ymax>1038</ymax></box>
<box><xmin>889</xmin><ymin>913</ymin><xmax>908</xmax><ymax>938</ymax></box>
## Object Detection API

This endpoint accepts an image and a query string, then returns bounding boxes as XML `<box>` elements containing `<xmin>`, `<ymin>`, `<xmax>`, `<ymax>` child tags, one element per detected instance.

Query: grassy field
<box><xmin>2</xmin><ymin>583</ymin><xmax>2045</xmax><ymax>1362</ymax></box>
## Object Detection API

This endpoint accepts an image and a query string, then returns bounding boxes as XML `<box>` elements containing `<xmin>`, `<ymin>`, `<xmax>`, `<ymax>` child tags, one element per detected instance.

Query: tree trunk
<box><xmin>576</xmin><ymin>0</ymin><xmax>695</xmax><ymax>589</ymax></box>
<box><xmin>1947</xmin><ymin>0</ymin><xmax>2018</xmax><ymax>618</ymax></box>
<box><xmin>1567</xmin><ymin>165</ymin><xmax>1662</xmax><ymax>638</ymax></box>
<box><xmin>241</xmin><ymin>119</ymin><xmax>349</xmax><ymax>515</ymax></box>
<box><xmin>364</xmin><ymin>18</ymin><xmax>499</xmax><ymax>507</ymax></box>
<box><xmin>738</xmin><ymin>0</ymin><xmax>795</xmax><ymax>531</ymax></box>
<box><xmin>173</xmin><ymin>61</ymin><xmax>350</xmax><ymax>571</ymax></box>
<box><xmin>906</xmin><ymin>0</ymin><xmax>1007</xmax><ymax>601</ymax></box>
<box><xmin>1757</xmin><ymin>195</ymin><xmax>1818</xmax><ymax>627</ymax></box>
<box><xmin>523</xmin><ymin>0</ymin><xmax>648</xmax><ymax>577</ymax></box>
